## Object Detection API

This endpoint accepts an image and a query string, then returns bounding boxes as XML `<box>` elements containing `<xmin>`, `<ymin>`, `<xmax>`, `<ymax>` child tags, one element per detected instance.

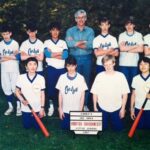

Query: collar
<box><xmin>140</xmin><ymin>73</ymin><xmax>150</xmax><ymax>81</ymax></box>
<box><xmin>27</xmin><ymin>73</ymin><xmax>37</xmax><ymax>83</ymax></box>
<box><xmin>4</xmin><ymin>39</ymin><xmax>12</xmax><ymax>45</ymax></box>
<box><xmin>126</xmin><ymin>31</ymin><xmax>135</xmax><ymax>37</ymax></box>
<box><xmin>100</xmin><ymin>34</ymin><xmax>109</xmax><ymax>38</ymax></box>
<box><xmin>29</xmin><ymin>38</ymin><xmax>37</xmax><ymax>44</ymax></box>
<box><xmin>51</xmin><ymin>38</ymin><xmax>59</xmax><ymax>44</ymax></box>
<box><xmin>76</xmin><ymin>26</ymin><xmax>86</xmax><ymax>31</ymax></box>
<box><xmin>67</xmin><ymin>73</ymin><xmax>77</xmax><ymax>80</ymax></box>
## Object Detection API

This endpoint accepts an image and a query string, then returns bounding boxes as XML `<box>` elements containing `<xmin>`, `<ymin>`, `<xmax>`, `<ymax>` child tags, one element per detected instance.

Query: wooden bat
<box><xmin>128</xmin><ymin>90</ymin><xmax>150</xmax><ymax>138</ymax></box>
<box><xmin>22</xmin><ymin>94</ymin><xmax>50</xmax><ymax>137</ymax></box>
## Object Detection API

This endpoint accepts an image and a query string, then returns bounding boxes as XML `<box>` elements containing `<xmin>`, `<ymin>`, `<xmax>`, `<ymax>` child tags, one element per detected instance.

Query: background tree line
<box><xmin>0</xmin><ymin>0</ymin><xmax>150</xmax><ymax>43</ymax></box>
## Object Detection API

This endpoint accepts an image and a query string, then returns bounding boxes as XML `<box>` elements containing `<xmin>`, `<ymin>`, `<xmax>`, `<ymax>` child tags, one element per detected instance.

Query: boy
<box><xmin>56</xmin><ymin>56</ymin><xmax>88</xmax><ymax>130</ymax></box>
<box><xmin>144</xmin><ymin>24</ymin><xmax>150</xmax><ymax>58</ymax></box>
<box><xmin>15</xmin><ymin>57</ymin><xmax>45</xmax><ymax>129</ymax></box>
<box><xmin>0</xmin><ymin>25</ymin><xmax>21</xmax><ymax>116</ymax></box>
<box><xmin>91</xmin><ymin>55</ymin><xmax>130</xmax><ymax>131</ymax></box>
<box><xmin>119</xmin><ymin>18</ymin><xmax>143</xmax><ymax>87</ymax></box>
<box><xmin>44</xmin><ymin>22</ymin><xmax>68</xmax><ymax>116</ymax></box>
<box><xmin>130</xmin><ymin>57</ymin><xmax>150</xmax><ymax>129</ymax></box>
<box><xmin>93</xmin><ymin>17</ymin><xmax>119</xmax><ymax>74</ymax></box>
<box><xmin>20</xmin><ymin>22</ymin><xmax>44</xmax><ymax>74</ymax></box>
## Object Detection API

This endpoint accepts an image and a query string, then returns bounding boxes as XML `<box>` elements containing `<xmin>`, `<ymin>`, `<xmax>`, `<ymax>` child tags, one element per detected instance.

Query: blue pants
<box><xmin>119</xmin><ymin>66</ymin><xmax>138</xmax><ymax>87</ymax></box>
<box><xmin>135</xmin><ymin>108</ymin><xmax>150</xmax><ymax>129</ymax></box>
<box><xmin>22</xmin><ymin>112</ymin><xmax>40</xmax><ymax>130</ymax></box>
<box><xmin>96</xmin><ymin>65</ymin><xmax>105</xmax><ymax>74</ymax></box>
<box><xmin>74</xmin><ymin>54</ymin><xmax>93</xmax><ymax>105</ymax></box>
<box><xmin>98</xmin><ymin>106</ymin><xmax>124</xmax><ymax>131</ymax></box>
<box><xmin>44</xmin><ymin>66</ymin><xmax>66</xmax><ymax>100</ymax></box>
<box><xmin>61</xmin><ymin>113</ymin><xmax>70</xmax><ymax>130</ymax></box>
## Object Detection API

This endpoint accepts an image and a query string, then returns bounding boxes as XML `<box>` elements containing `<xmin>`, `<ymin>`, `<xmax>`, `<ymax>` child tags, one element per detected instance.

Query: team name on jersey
<box><xmin>65</xmin><ymin>85</ymin><xmax>78</xmax><ymax>94</ymax></box>
<box><xmin>28</xmin><ymin>48</ymin><xmax>39</xmax><ymax>55</ymax></box>
<box><xmin>2</xmin><ymin>49</ymin><xmax>13</xmax><ymax>56</ymax></box>
<box><xmin>100</xmin><ymin>42</ymin><xmax>111</xmax><ymax>49</ymax></box>
<box><xmin>125</xmin><ymin>41</ymin><xmax>136</xmax><ymax>46</ymax></box>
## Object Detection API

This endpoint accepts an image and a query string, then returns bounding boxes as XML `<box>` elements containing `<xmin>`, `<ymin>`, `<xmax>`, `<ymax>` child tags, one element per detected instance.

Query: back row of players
<box><xmin>0</xmin><ymin>9</ymin><xmax>150</xmax><ymax>131</ymax></box>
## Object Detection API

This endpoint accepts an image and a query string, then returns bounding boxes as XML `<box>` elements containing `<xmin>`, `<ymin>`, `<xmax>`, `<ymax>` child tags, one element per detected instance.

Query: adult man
<box><xmin>66</xmin><ymin>9</ymin><xmax>94</xmax><ymax>111</ymax></box>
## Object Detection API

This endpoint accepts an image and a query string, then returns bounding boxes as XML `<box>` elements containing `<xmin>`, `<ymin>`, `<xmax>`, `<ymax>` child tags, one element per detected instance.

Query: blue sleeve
<box><xmin>44</xmin><ymin>48</ymin><xmax>51</xmax><ymax>58</ymax></box>
<box><xmin>62</xmin><ymin>49</ymin><xmax>68</xmax><ymax>59</ymax></box>
<box><xmin>65</xmin><ymin>29</ymin><xmax>76</xmax><ymax>48</ymax></box>
<box><xmin>15</xmin><ymin>53</ymin><xmax>21</xmax><ymax>61</ymax></box>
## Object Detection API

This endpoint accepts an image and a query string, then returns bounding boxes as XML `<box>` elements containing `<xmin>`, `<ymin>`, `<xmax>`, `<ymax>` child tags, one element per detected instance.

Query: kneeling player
<box><xmin>56</xmin><ymin>56</ymin><xmax>88</xmax><ymax>130</ymax></box>
<box><xmin>15</xmin><ymin>57</ymin><xmax>45</xmax><ymax>129</ymax></box>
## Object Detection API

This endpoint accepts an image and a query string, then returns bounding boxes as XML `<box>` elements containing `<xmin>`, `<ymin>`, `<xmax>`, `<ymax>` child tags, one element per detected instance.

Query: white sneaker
<box><xmin>84</xmin><ymin>106</ymin><xmax>89</xmax><ymax>111</ymax></box>
<box><xmin>16</xmin><ymin>108</ymin><xmax>22</xmax><ymax>116</ymax></box>
<box><xmin>4</xmin><ymin>107</ymin><xmax>14</xmax><ymax>116</ymax></box>
<box><xmin>47</xmin><ymin>104</ymin><xmax>54</xmax><ymax>116</ymax></box>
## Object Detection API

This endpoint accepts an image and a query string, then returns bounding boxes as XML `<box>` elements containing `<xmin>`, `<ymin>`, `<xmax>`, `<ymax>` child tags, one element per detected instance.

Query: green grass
<box><xmin>0</xmin><ymin>90</ymin><xmax>150</xmax><ymax>150</ymax></box>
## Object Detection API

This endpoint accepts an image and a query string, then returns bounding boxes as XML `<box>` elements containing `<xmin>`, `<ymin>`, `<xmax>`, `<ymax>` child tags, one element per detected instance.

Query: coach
<box><xmin>65</xmin><ymin>9</ymin><xmax>94</xmax><ymax>111</ymax></box>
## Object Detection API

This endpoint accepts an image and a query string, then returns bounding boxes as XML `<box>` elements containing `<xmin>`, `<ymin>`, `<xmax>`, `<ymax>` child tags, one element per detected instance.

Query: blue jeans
<box><xmin>74</xmin><ymin>54</ymin><xmax>93</xmax><ymax>106</ymax></box>
<box><xmin>61</xmin><ymin>113</ymin><xmax>70</xmax><ymax>130</ymax></box>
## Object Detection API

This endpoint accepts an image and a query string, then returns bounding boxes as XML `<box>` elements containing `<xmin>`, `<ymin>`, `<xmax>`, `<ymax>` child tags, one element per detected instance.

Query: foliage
<box><xmin>0</xmin><ymin>0</ymin><xmax>150</xmax><ymax>42</ymax></box>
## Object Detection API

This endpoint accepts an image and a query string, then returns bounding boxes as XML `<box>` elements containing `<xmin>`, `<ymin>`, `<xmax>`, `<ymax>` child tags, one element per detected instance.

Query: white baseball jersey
<box><xmin>0</xmin><ymin>39</ymin><xmax>19</xmax><ymax>72</ymax></box>
<box><xmin>16</xmin><ymin>73</ymin><xmax>45</xmax><ymax>112</ymax></box>
<box><xmin>44</xmin><ymin>39</ymin><xmax>68</xmax><ymax>69</ymax></box>
<box><xmin>119</xmin><ymin>31</ymin><xmax>143</xmax><ymax>66</ymax></box>
<box><xmin>20</xmin><ymin>39</ymin><xmax>44</xmax><ymax>71</ymax></box>
<box><xmin>56</xmin><ymin>72</ymin><xmax>88</xmax><ymax>113</ymax></box>
<box><xmin>91</xmin><ymin>71</ymin><xmax>130</xmax><ymax>112</ymax></box>
<box><xmin>131</xmin><ymin>74</ymin><xmax>150</xmax><ymax>110</ymax></box>
<box><xmin>144</xmin><ymin>34</ymin><xmax>150</xmax><ymax>58</ymax></box>
<box><xmin>93</xmin><ymin>34</ymin><xmax>118</xmax><ymax>65</ymax></box>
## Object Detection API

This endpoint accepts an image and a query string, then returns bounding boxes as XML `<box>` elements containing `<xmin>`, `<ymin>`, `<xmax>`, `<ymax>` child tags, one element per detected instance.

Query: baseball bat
<box><xmin>128</xmin><ymin>90</ymin><xmax>149</xmax><ymax>138</ymax></box>
<box><xmin>22</xmin><ymin>95</ymin><xmax>50</xmax><ymax>137</ymax></box>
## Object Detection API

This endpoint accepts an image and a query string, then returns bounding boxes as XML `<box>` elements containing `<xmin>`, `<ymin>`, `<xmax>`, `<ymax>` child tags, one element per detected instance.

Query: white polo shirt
<box><xmin>144</xmin><ymin>34</ymin><xmax>150</xmax><ymax>59</ymax></box>
<box><xmin>131</xmin><ymin>74</ymin><xmax>150</xmax><ymax>110</ymax></box>
<box><xmin>0</xmin><ymin>39</ymin><xmax>19</xmax><ymax>73</ymax></box>
<box><xmin>16</xmin><ymin>73</ymin><xmax>45</xmax><ymax>112</ymax></box>
<box><xmin>56</xmin><ymin>72</ymin><xmax>88</xmax><ymax>113</ymax></box>
<box><xmin>93</xmin><ymin>34</ymin><xmax>118</xmax><ymax>65</ymax></box>
<box><xmin>91</xmin><ymin>71</ymin><xmax>130</xmax><ymax>112</ymax></box>
<box><xmin>20</xmin><ymin>39</ymin><xmax>44</xmax><ymax>71</ymax></box>
<box><xmin>119</xmin><ymin>31</ymin><xmax>143</xmax><ymax>66</ymax></box>
<box><xmin>44</xmin><ymin>39</ymin><xmax>68</xmax><ymax>69</ymax></box>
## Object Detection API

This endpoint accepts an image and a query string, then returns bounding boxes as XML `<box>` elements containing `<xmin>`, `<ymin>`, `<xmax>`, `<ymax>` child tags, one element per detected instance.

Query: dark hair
<box><xmin>99</xmin><ymin>17</ymin><xmax>110</xmax><ymax>24</ymax></box>
<box><xmin>0</xmin><ymin>24</ymin><xmax>12</xmax><ymax>32</ymax></box>
<box><xmin>25</xmin><ymin>57</ymin><xmax>38</xmax><ymax>66</ymax></box>
<box><xmin>65</xmin><ymin>55</ymin><xmax>77</xmax><ymax>66</ymax></box>
<box><xmin>26</xmin><ymin>22</ymin><xmax>37</xmax><ymax>32</ymax></box>
<box><xmin>124</xmin><ymin>17</ymin><xmax>135</xmax><ymax>25</ymax></box>
<box><xmin>138</xmin><ymin>57</ymin><xmax>150</xmax><ymax>66</ymax></box>
<box><xmin>49</xmin><ymin>22</ymin><xmax>61</xmax><ymax>31</ymax></box>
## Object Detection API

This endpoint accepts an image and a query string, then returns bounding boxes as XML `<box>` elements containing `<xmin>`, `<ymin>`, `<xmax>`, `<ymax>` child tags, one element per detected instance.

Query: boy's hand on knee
<box><xmin>58</xmin><ymin>107</ymin><xmax>64</xmax><ymax>120</ymax></box>
<box><xmin>119</xmin><ymin>108</ymin><xmax>126</xmax><ymax>119</ymax></box>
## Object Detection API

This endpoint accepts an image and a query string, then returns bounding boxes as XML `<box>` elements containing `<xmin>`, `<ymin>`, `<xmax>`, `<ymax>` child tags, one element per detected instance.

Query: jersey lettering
<box><xmin>3</xmin><ymin>49</ymin><xmax>13</xmax><ymax>56</ymax></box>
<box><xmin>28</xmin><ymin>48</ymin><xmax>39</xmax><ymax>55</ymax></box>
<box><xmin>100</xmin><ymin>42</ymin><xmax>111</xmax><ymax>49</ymax></box>
<box><xmin>65</xmin><ymin>85</ymin><xmax>78</xmax><ymax>94</ymax></box>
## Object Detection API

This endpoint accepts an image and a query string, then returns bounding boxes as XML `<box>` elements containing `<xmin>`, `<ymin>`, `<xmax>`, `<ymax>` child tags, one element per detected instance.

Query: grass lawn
<box><xmin>0</xmin><ymin>90</ymin><xmax>150</xmax><ymax>150</ymax></box>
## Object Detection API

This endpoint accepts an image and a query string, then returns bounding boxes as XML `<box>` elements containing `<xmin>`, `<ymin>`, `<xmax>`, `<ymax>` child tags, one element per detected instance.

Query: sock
<box><xmin>8</xmin><ymin>102</ymin><xmax>13</xmax><ymax>109</ymax></box>
<box><xmin>16</xmin><ymin>101</ymin><xmax>21</xmax><ymax>109</ymax></box>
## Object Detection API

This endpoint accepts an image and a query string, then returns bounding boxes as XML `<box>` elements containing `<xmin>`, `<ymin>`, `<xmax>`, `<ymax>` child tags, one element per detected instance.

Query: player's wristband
<box><xmin>44</xmin><ymin>48</ymin><xmax>51</xmax><ymax>58</ymax></box>
<box><xmin>62</xmin><ymin>49</ymin><xmax>68</xmax><ymax>59</ymax></box>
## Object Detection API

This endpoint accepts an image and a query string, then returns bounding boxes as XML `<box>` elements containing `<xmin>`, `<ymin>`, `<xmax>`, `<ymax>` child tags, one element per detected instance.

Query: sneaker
<box><xmin>47</xmin><ymin>104</ymin><xmax>54</xmax><ymax>116</ymax></box>
<box><xmin>16</xmin><ymin>108</ymin><xmax>22</xmax><ymax>116</ymax></box>
<box><xmin>84</xmin><ymin>106</ymin><xmax>89</xmax><ymax>111</ymax></box>
<box><xmin>4</xmin><ymin>107</ymin><xmax>14</xmax><ymax>116</ymax></box>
